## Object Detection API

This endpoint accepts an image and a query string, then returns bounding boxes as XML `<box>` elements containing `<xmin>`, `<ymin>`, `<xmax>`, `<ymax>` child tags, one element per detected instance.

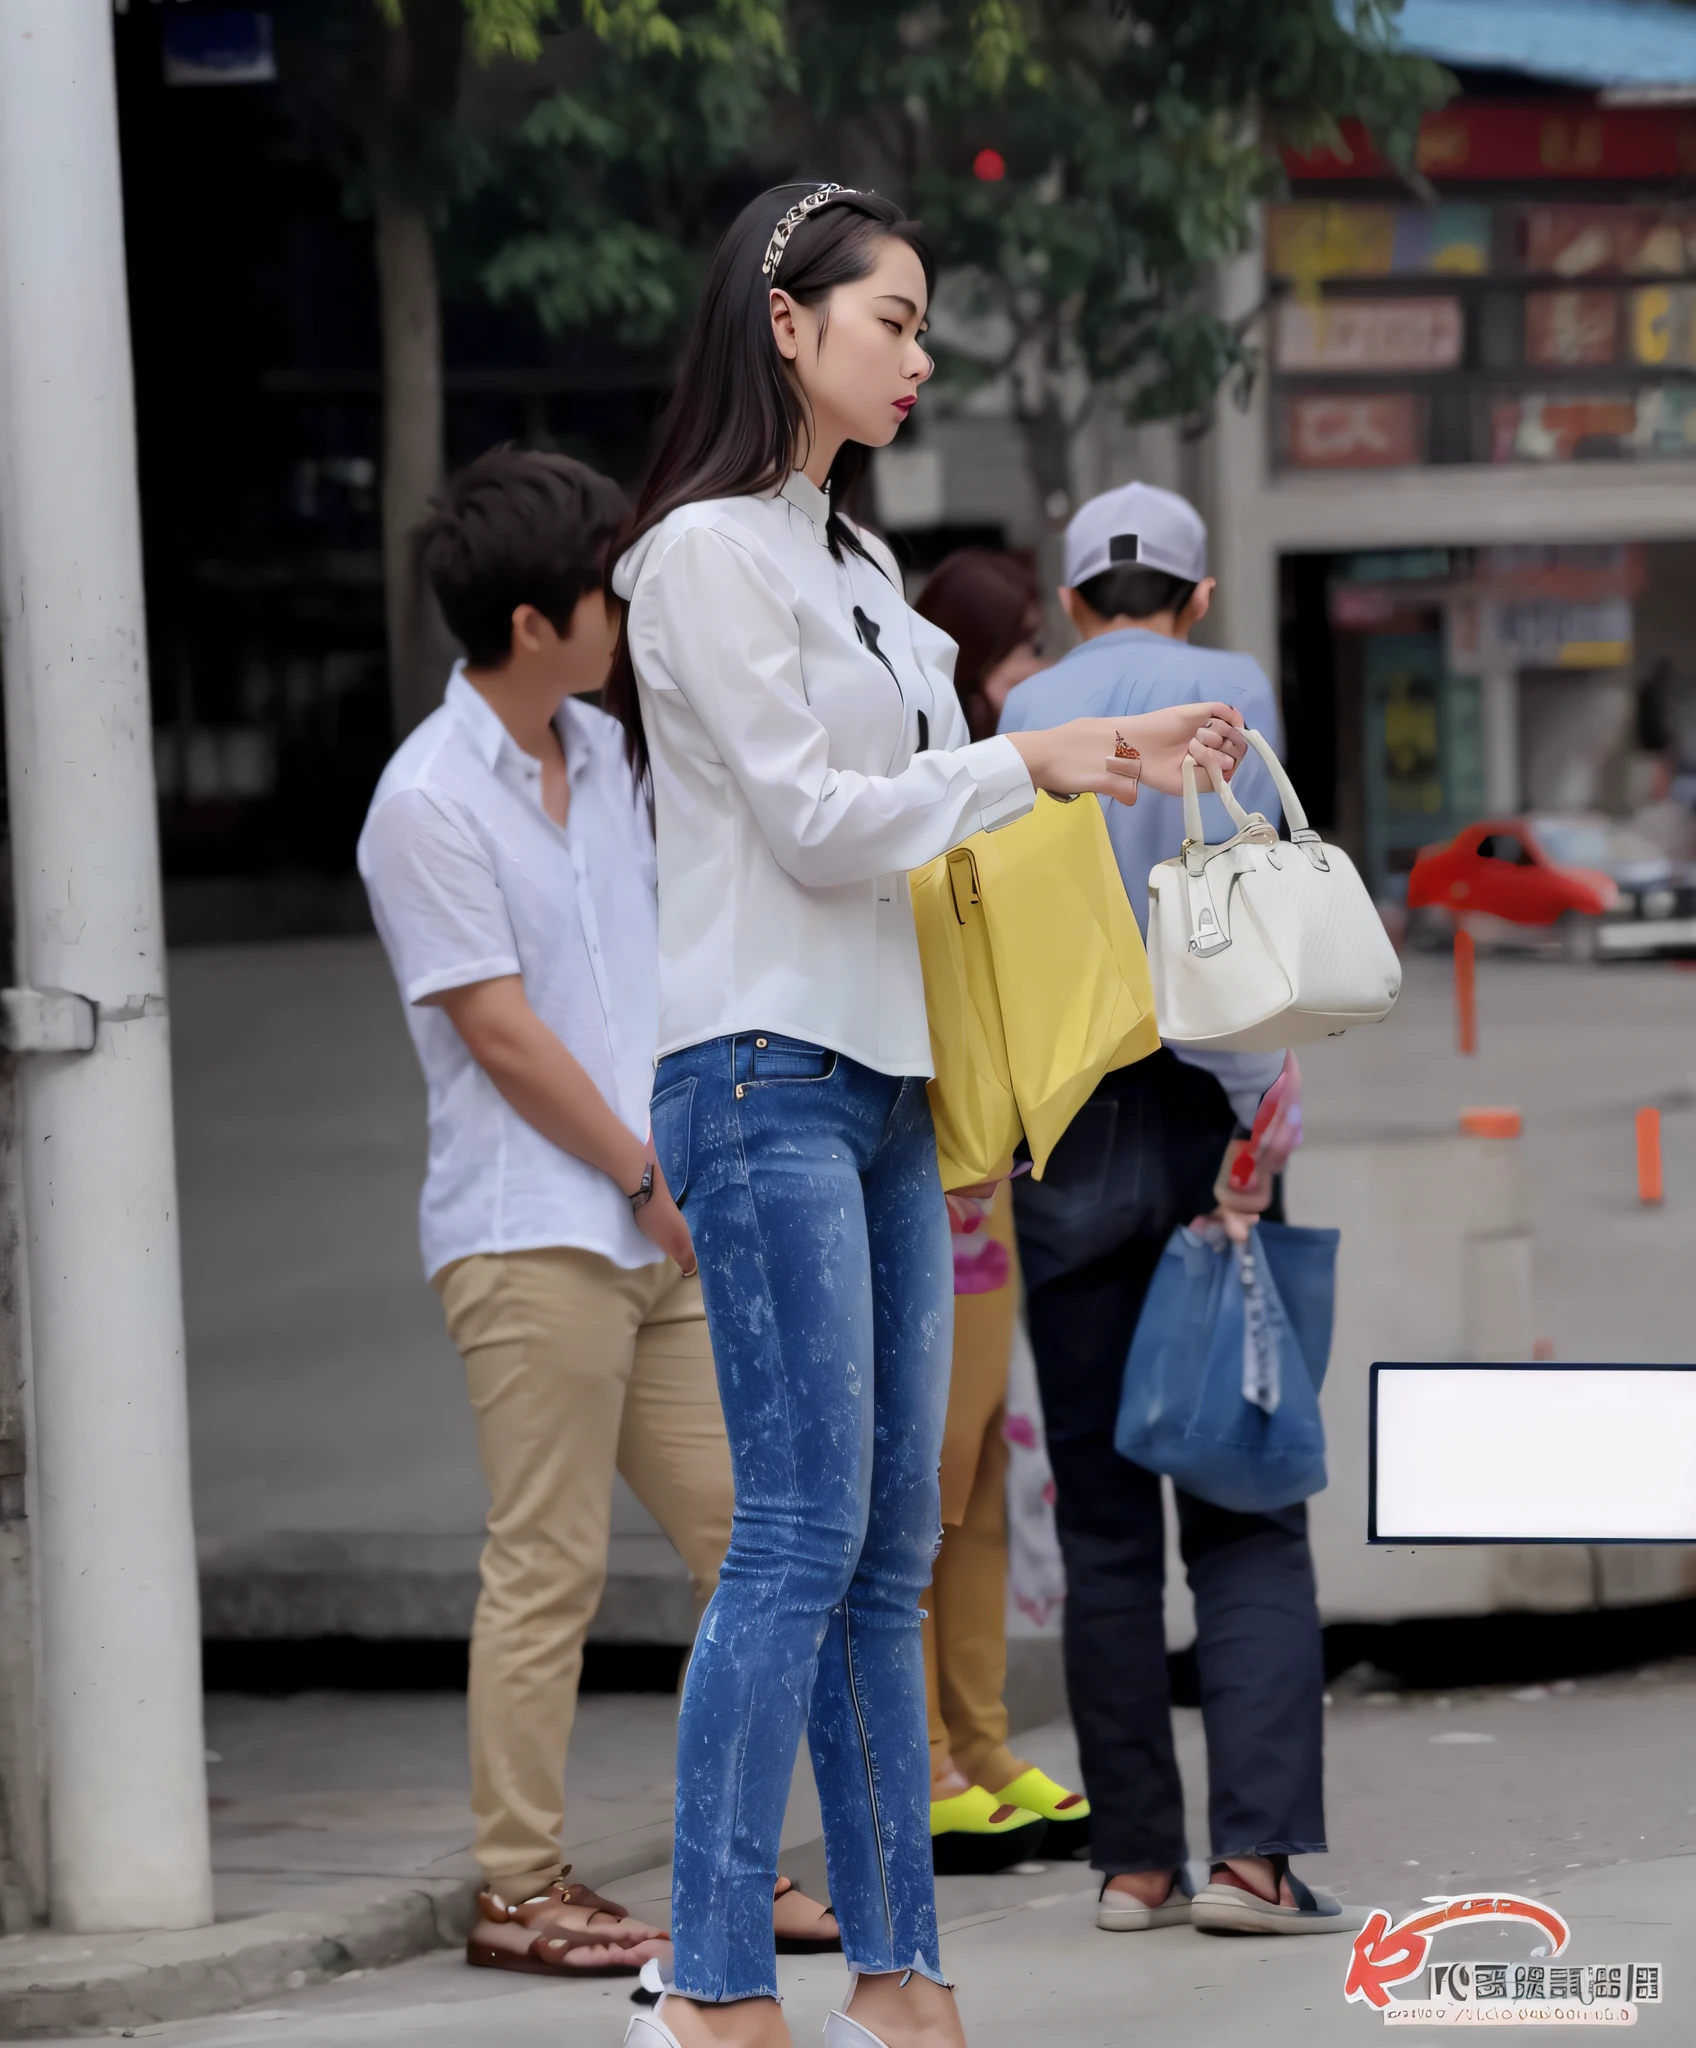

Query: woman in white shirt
<box><xmin>612</xmin><ymin>184</ymin><xmax>1246</xmax><ymax>2048</ymax></box>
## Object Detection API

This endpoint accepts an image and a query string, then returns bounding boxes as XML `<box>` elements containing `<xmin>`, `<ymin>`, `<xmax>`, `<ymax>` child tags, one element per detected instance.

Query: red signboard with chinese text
<box><xmin>1475</xmin><ymin>545</ymin><xmax>1644</xmax><ymax>601</ymax></box>
<box><xmin>1521</xmin><ymin>206</ymin><xmax>1694</xmax><ymax>277</ymax></box>
<box><xmin>1286</xmin><ymin>106</ymin><xmax>1696</xmax><ymax>185</ymax></box>
<box><xmin>1289</xmin><ymin>394</ymin><xmax>1421</xmax><ymax>468</ymax></box>
<box><xmin>1490</xmin><ymin>395</ymin><xmax>1637</xmax><ymax>462</ymax></box>
<box><xmin>1524</xmin><ymin>291</ymin><xmax>1618</xmax><ymax>366</ymax></box>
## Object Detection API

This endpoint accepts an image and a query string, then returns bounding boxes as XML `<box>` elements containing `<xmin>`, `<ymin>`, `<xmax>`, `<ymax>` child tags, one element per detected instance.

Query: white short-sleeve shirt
<box><xmin>357</xmin><ymin>668</ymin><xmax>662</xmax><ymax>1278</ymax></box>
<box><xmin>612</xmin><ymin>471</ymin><xmax>1035</xmax><ymax>1076</ymax></box>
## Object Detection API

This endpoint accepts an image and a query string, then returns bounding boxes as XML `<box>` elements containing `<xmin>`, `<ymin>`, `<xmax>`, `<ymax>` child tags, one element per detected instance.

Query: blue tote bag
<box><xmin>1114</xmin><ymin>1220</ymin><xmax>1339</xmax><ymax>1514</ymax></box>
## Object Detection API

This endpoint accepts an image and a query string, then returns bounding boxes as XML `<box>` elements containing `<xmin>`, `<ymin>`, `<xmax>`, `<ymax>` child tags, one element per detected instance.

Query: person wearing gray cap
<box><xmin>998</xmin><ymin>481</ymin><xmax>1348</xmax><ymax>1939</ymax></box>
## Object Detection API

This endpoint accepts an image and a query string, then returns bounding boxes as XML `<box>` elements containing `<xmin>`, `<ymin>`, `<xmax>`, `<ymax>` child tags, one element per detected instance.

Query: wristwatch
<box><xmin>629</xmin><ymin>1161</ymin><xmax>655</xmax><ymax>1213</ymax></box>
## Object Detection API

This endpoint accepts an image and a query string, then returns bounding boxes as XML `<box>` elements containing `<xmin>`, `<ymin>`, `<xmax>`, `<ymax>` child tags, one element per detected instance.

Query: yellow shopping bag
<box><xmin>911</xmin><ymin>792</ymin><xmax>1160</xmax><ymax>1190</ymax></box>
<box><xmin>909</xmin><ymin>847</ymin><xmax>1022</xmax><ymax>1191</ymax></box>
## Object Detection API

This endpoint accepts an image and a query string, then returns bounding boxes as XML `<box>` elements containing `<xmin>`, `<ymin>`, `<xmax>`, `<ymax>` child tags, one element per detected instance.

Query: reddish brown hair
<box><xmin>914</xmin><ymin>549</ymin><xmax>1040</xmax><ymax>743</ymax></box>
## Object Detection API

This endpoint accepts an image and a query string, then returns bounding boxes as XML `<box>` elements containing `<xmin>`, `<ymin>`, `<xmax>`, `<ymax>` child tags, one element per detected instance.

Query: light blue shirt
<box><xmin>999</xmin><ymin>627</ymin><xmax>1283</xmax><ymax>929</ymax></box>
<box><xmin>999</xmin><ymin>628</ymin><xmax>1286</xmax><ymax>1122</ymax></box>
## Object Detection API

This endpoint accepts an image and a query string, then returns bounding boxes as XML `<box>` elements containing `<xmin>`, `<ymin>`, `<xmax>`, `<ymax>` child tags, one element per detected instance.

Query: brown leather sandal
<box><xmin>478</xmin><ymin>1864</ymin><xmax>637</xmax><ymax>1932</ymax></box>
<box><xmin>772</xmin><ymin>1873</ymin><xmax>841</xmax><ymax>1954</ymax></box>
<box><xmin>466</xmin><ymin>1889</ymin><xmax>655</xmax><ymax>1976</ymax></box>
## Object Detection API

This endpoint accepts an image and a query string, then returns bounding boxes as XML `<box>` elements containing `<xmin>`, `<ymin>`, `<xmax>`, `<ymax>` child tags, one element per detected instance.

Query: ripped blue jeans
<box><xmin>649</xmin><ymin>1032</ymin><xmax>952</xmax><ymax>2003</ymax></box>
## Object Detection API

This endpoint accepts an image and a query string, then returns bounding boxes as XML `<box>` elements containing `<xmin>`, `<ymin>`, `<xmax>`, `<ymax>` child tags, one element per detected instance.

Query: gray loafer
<box><xmin>1095</xmin><ymin>1873</ymin><xmax>1193</xmax><ymax>1931</ymax></box>
<box><xmin>1190</xmin><ymin>1863</ymin><xmax>1360</xmax><ymax>1936</ymax></box>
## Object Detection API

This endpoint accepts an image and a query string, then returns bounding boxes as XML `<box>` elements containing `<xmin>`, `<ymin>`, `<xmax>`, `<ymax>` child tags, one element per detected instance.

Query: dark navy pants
<box><xmin>1015</xmin><ymin>1053</ymin><xmax>1327</xmax><ymax>1875</ymax></box>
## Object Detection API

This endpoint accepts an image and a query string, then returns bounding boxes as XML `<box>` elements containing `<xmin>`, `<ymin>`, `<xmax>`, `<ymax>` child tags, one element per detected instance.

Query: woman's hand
<box><xmin>1004</xmin><ymin>703</ymin><xmax>1247</xmax><ymax>807</ymax></box>
<box><xmin>1211</xmin><ymin>1136</ymin><xmax>1272</xmax><ymax>1246</ymax></box>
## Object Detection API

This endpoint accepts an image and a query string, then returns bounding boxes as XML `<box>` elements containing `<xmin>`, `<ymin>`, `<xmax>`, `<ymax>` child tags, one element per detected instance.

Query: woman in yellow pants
<box><xmin>925</xmin><ymin>1180</ymin><xmax>1090</xmax><ymax>1874</ymax></box>
<box><xmin>913</xmin><ymin>549</ymin><xmax>1090</xmax><ymax>1876</ymax></box>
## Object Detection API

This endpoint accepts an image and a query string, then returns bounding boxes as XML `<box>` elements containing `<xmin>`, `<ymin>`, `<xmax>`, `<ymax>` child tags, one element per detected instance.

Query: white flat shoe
<box><xmin>824</xmin><ymin>2011</ymin><xmax>889</xmax><ymax>2048</ymax></box>
<box><xmin>625</xmin><ymin>1994</ymin><xmax>686</xmax><ymax>2046</ymax></box>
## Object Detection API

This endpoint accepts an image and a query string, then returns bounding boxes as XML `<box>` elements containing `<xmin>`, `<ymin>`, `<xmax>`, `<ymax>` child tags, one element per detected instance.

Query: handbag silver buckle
<box><xmin>1189</xmin><ymin>905</ymin><xmax>1228</xmax><ymax>956</ymax></box>
<box><xmin>1185</xmin><ymin>871</ymin><xmax>1231</xmax><ymax>957</ymax></box>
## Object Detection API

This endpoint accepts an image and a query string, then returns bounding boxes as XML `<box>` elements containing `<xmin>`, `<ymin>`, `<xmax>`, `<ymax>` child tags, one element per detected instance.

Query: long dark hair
<box><xmin>607</xmin><ymin>183</ymin><xmax>934</xmax><ymax>773</ymax></box>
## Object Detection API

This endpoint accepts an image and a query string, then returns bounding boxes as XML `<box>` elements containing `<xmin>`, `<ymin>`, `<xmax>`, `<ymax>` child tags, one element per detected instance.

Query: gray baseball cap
<box><xmin>1063</xmin><ymin>481</ymin><xmax>1208</xmax><ymax>590</ymax></box>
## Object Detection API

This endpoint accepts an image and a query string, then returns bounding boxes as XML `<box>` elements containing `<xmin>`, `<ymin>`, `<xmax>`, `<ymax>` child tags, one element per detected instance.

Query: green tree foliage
<box><xmin>285</xmin><ymin>0</ymin><xmax>1444</xmax><ymax>718</ymax></box>
<box><xmin>802</xmin><ymin>0</ymin><xmax>1451</xmax><ymax>503</ymax></box>
<box><xmin>379</xmin><ymin>0</ymin><xmax>769</xmax><ymax>63</ymax></box>
<box><xmin>301</xmin><ymin>0</ymin><xmax>788</xmax><ymax>361</ymax></box>
<box><xmin>348</xmin><ymin>0</ymin><xmax>783</xmax><ymax>207</ymax></box>
<box><xmin>470</xmin><ymin>0</ymin><xmax>1449</xmax><ymax>513</ymax></box>
<box><xmin>477</xmin><ymin>0</ymin><xmax>788</xmax><ymax>344</ymax></box>
<box><xmin>270</xmin><ymin>0</ymin><xmax>785</xmax><ymax>730</ymax></box>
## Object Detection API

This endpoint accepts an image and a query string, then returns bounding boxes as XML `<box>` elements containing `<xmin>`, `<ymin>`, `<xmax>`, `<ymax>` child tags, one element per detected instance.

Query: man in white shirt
<box><xmin>358</xmin><ymin>449</ymin><xmax>728</xmax><ymax>1975</ymax></box>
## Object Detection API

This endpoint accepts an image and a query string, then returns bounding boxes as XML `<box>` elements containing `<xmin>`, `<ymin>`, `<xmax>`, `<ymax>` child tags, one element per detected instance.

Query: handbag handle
<box><xmin>946</xmin><ymin>847</ymin><xmax>981</xmax><ymax>926</ymax></box>
<box><xmin>1182</xmin><ymin>751</ymin><xmax>1251</xmax><ymax>843</ymax></box>
<box><xmin>1241</xmin><ymin>729</ymin><xmax>1311</xmax><ymax>836</ymax></box>
<box><xmin>1182</xmin><ymin>729</ymin><xmax>1323</xmax><ymax>865</ymax></box>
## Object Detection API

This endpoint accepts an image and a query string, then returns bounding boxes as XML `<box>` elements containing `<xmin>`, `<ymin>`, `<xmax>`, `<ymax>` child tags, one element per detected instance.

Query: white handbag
<box><xmin>1146</xmin><ymin>729</ymin><xmax>1402</xmax><ymax>1051</ymax></box>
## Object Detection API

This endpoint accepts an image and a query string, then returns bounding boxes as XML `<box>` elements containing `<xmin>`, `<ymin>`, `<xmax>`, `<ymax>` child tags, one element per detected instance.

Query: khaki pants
<box><xmin>922</xmin><ymin>1186</ymin><xmax>1029</xmax><ymax>1795</ymax></box>
<box><xmin>436</xmin><ymin>1246</ymin><xmax>733</xmax><ymax>1899</ymax></box>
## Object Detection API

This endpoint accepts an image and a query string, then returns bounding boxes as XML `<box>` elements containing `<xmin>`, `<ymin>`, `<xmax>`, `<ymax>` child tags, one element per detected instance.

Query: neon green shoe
<box><xmin>993</xmin><ymin>1767</ymin><xmax>1091</xmax><ymax>1860</ymax></box>
<box><xmin>929</xmin><ymin>1784</ymin><xmax>1047</xmax><ymax>1875</ymax></box>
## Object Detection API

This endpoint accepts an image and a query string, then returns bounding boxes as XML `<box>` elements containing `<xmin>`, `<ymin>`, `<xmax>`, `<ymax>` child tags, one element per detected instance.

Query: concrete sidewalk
<box><xmin>4</xmin><ymin>1662</ymin><xmax>1691</xmax><ymax>2039</ymax></box>
<box><xmin>20</xmin><ymin>936</ymin><xmax>1680</xmax><ymax>2038</ymax></box>
<box><xmin>88</xmin><ymin>1852</ymin><xmax>1687</xmax><ymax>2047</ymax></box>
<box><xmin>0</xmin><ymin>1688</ymin><xmax>827</xmax><ymax>2037</ymax></box>
<box><xmin>0</xmin><ymin>1694</ymin><xmax>659</xmax><ymax>2035</ymax></box>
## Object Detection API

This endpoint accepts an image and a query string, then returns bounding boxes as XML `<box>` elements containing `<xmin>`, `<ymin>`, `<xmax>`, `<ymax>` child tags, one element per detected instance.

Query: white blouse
<box><xmin>613</xmin><ymin>470</ymin><xmax>1035</xmax><ymax>1077</ymax></box>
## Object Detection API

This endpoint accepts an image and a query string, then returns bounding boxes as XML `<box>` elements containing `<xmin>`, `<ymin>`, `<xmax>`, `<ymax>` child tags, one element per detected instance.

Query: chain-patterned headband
<box><xmin>761</xmin><ymin>184</ymin><xmax>865</xmax><ymax>280</ymax></box>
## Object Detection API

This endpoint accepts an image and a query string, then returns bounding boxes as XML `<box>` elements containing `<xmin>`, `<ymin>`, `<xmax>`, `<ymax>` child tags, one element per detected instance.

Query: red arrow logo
<box><xmin>1343</xmin><ymin>1894</ymin><xmax>1571</xmax><ymax>2009</ymax></box>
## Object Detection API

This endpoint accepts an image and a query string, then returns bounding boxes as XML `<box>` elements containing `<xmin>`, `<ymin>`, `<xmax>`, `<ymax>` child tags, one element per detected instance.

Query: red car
<box><xmin>1406</xmin><ymin>818</ymin><xmax>1618</xmax><ymax>958</ymax></box>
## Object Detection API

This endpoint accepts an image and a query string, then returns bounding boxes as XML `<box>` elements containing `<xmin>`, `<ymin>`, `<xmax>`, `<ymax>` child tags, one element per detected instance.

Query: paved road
<box><xmin>1296</xmin><ymin>946</ymin><xmax>1696</xmax><ymax>1366</ymax></box>
<box><xmin>51</xmin><ymin>1664</ymin><xmax>1694</xmax><ymax>2046</ymax></box>
<box><xmin>173</xmin><ymin>941</ymin><xmax>1696</xmax><ymax>1629</ymax></box>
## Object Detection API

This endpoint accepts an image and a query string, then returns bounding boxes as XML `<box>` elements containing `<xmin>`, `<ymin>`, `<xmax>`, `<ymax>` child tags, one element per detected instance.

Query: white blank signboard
<box><xmin>1370</xmin><ymin>1365</ymin><xmax>1696</xmax><ymax>1543</ymax></box>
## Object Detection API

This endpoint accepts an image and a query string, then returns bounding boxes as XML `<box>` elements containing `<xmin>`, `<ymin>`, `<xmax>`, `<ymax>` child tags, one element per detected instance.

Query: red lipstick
<box><xmin>894</xmin><ymin>396</ymin><xmax>916</xmax><ymax>417</ymax></box>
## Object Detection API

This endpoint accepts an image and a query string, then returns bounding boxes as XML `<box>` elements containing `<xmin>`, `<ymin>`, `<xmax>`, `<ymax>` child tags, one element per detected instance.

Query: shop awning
<box><xmin>1381</xmin><ymin>0</ymin><xmax>1696</xmax><ymax>91</ymax></box>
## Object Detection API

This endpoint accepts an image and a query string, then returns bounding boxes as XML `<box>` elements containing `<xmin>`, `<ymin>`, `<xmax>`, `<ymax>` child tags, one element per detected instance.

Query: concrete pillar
<box><xmin>1482</xmin><ymin>668</ymin><xmax>1520</xmax><ymax>813</ymax></box>
<box><xmin>1196</xmin><ymin>238</ymin><xmax>1280</xmax><ymax>684</ymax></box>
<box><xmin>0</xmin><ymin>0</ymin><xmax>213</xmax><ymax>1931</ymax></box>
<box><xmin>0</xmin><ymin>1048</ymin><xmax>46</xmax><ymax>1932</ymax></box>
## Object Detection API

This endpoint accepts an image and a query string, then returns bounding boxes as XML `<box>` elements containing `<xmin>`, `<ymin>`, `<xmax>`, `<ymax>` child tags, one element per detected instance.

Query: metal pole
<box><xmin>0</xmin><ymin>1045</ymin><xmax>47</xmax><ymax>1932</ymax></box>
<box><xmin>1454</xmin><ymin>929</ymin><xmax>1477</xmax><ymax>1058</ymax></box>
<box><xmin>0</xmin><ymin>0</ymin><xmax>212</xmax><ymax>1931</ymax></box>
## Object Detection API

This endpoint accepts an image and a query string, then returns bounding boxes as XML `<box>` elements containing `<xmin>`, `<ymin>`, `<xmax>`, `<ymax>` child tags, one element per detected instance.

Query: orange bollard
<box><xmin>1454</xmin><ymin>928</ymin><xmax>1476</xmax><ymax>1056</ymax></box>
<box><xmin>1636</xmin><ymin>1107</ymin><xmax>1663</xmax><ymax>1205</ymax></box>
<box><xmin>1460</xmin><ymin>1107</ymin><xmax>1521</xmax><ymax>1139</ymax></box>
